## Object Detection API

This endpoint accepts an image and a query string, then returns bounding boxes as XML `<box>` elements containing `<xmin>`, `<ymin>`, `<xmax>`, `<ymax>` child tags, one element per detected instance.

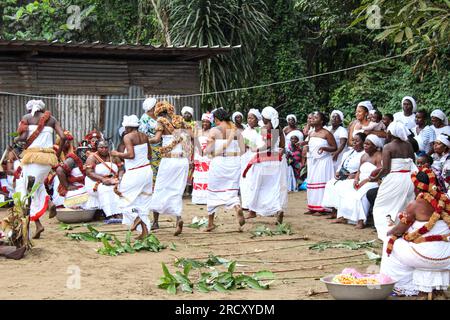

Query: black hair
<box><xmin>383</xmin><ymin>113</ymin><xmax>394</xmax><ymax>122</ymax></box>
<box><xmin>314</xmin><ymin>111</ymin><xmax>328</xmax><ymax>126</ymax></box>
<box><xmin>374</xmin><ymin>110</ymin><xmax>382</xmax><ymax>118</ymax></box>
<box><xmin>416</xmin><ymin>109</ymin><xmax>428</xmax><ymax>119</ymax></box>
<box><xmin>416</xmin><ymin>171</ymin><xmax>430</xmax><ymax>185</ymax></box>
<box><xmin>417</xmin><ymin>152</ymin><xmax>433</xmax><ymax>165</ymax></box>
<box><xmin>354</xmin><ymin>132</ymin><xmax>367</xmax><ymax>142</ymax></box>
<box><xmin>213</xmin><ymin>108</ymin><xmax>231</xmax><ymax>122</ymax></box>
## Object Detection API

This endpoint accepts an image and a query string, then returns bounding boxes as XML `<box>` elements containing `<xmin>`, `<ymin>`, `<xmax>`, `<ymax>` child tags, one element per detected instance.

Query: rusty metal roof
<box><xmin>0</xmin><ymin>39</ymin><xmax>239</xmax><ymax>61</ymax></box>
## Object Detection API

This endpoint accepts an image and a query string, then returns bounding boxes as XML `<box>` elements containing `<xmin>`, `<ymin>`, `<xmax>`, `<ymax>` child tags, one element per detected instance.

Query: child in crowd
<box><xmin>382</xmin><ymin>113</ymin><xmax>393</xmax><ymax>129</ymax></box>
<box><xmin>361</xmin><ymin>110</ymin><xmax>386</xmax><ymax>132</ymax></box>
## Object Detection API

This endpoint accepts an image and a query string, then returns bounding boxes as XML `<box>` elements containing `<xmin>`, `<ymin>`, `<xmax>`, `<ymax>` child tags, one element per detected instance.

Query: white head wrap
<box><xmin>366</xmin><ymin>134</ymin><xmax>384</xmax><ymax>149</ymax></box>
<box><xmin>387</xmin><ymin>120</ymin><xmax>409</xmax><ymax>142</ymax></box>
<box><xmin>369</xmin><ymin>110</ymin><xmax>376</xmax><ymax>115</ymax></box>
<box><xmin>357</xmin><ymin>101</ymin><xmax>373</xmax><ymax>112</ymax></box>
<box><xmin>118</xmin><ymin>127</ymin><xmax>125</xmax><ymax>137</ymax></box>
<box><xmin>232</xmin><ymin>111</ymin><xmax>244</xmax><ymax>123</ymax></box>
<box><xmin>330</xmin><ymin>110</ymin><xmax>344</xmax><ymax>122</ymax></box>
<box><xmin>181</xmin><ymin>106</ymin><xmax>194</xmax><ymax>117</ymax></box>
<box><xmin>122</xmin><ymin>115</ymin><xmax>140</xmax><ymax>127</ymax></box>
<box><xmin>260</xmin><ymin>106</ymin><xmax>279</xmax><ymax>129</ymax></box>
<box><xmin>26</xmin><ymin>99</ymin><xmax>45</xmax><ymax>116</ymax></box>
<box><xmin>436</xmin><ymin>134</ymin><xmax>450</xmax><ymax>148</ymax></box>
<box><xmin>248</xmin><ymin>108</ymin><xmax>262</xmax><ymax>121</ymax></box>
<box><xmin>401</xmin><ymin>96</ymin><xmax>417</xmax><ymax>113</ymax></box>
<box><xmin>142</xmin><ymin>98</ymin><xmax>157</xmax><ymax>112</ymax></box>
<box><xmin>286</xmin><ymin>114</ymin><xmax>297</xmax><ymax>123</ymax></box>
<box><xmin>201</xmin><ymin>113</ymin><xmax>214</xmax><ymax>123</ymax></box>
<box><xmin>431</xmin><ymin>109</ymin><xmax>448</xmax><ymax>125</ymax></box>
<box><xmin>286</xmin><ymin>130</ymin><xmax>304</xmax><ymax>143</ymax></box>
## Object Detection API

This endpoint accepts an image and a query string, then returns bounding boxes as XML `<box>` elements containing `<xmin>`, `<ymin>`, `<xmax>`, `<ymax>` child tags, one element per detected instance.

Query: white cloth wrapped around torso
<box><xmin>192</xmin><ymin>134</ymin><xmax>210</xmax><ymax>205</ymax></box>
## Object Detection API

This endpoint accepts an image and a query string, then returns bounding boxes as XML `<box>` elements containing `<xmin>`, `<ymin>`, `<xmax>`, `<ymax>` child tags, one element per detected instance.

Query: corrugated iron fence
<box><xmin>0</xmin><ymin>87</ymin><xmax>200</xmax><ymax>152</ymax></box>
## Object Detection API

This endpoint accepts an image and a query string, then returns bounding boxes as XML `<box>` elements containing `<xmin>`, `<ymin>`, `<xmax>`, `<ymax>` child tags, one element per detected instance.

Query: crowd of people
<box><xmin>0</xmin><ymin>96</ymin><xmax>449</xmax><ymax>297</ymax></box>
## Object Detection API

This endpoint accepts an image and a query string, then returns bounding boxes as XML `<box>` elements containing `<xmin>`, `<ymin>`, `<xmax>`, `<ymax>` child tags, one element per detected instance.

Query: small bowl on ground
<box><xmin>320</xmin><ymin>275</ymin><xmax>396</xmax><ymax>300</ymax></box>
<box><xmin>56</xmin><ymin>208</ymin><xmax>96</xmax><ymax>224</ymax></box>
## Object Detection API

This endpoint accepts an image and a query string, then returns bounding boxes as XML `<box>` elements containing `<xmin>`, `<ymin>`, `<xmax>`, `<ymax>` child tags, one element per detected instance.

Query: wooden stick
<box><xmin>188</xmin><ymin>236</ymin><xmax>309</xmax><ymax>247</ymax></box>
<box><xmin>237</xmin><ymin>253</ymin><xmax>366</xmax><ymax>264</ymax></box>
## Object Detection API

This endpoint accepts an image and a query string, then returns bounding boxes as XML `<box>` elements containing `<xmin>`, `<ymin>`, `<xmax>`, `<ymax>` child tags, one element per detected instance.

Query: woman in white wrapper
<box><xmin>15</xmin><ymin>99</ymin><xmax>66</xmax><ymax>239</ymax></box>
<box><xmin>305</xmin><ymin>111</ymin><xmax>337</xmax><ymax>215</ymax></box>
<box><xmin>148</xmin><ymin>101</ymin><xmax>191</xmax><ymax>236</ymax></box>
<box><xmin>240</xmin><ymin>109</ymin><xmax>263</xmax><ymax>211</ymax></box>
<box><xmin>84</xmin><ymin>140</ymin><xmax>124</xmax><ymax>220</ymax></box>
<box><xmin>111</xmin><ymin>115</ymin><xmax>153</xmax><ymax>239</ymax></box>
<box><xmin>381</xmin><ymin>168</ymin><xmax>450</xmax><ymax>297</ymax></box>
<box><xmin>332</xmin><ymin>134</ymin><xmax>382</xmax><ymax>229</ymax></box>
<box><xmin>371</xmin><ymin>121</ymin><xmax>417</xmax><ymax>241</ymax></box>
<box><xmin>205</xmin><ymin>108</ymin><xmax>245</xmax><ymax>232</ymax></box>
<box><xmin>326</xmin><ymin>110</ymin><xmax>348</xmax><ymax>173</ymax></box>
<box><xmin>192</xmin><ymin>113</ymin><xmax>213</xmax><ymax>205</ymax></box>
<box><xmin>245</xmin><ymin>106</ymin><xmax>287</xmax><ymax>223</ymax></box>
<box><xmin>322</xmin><ymin>132</ymin><xmax>366</xmax><ymax>220</ymax></box>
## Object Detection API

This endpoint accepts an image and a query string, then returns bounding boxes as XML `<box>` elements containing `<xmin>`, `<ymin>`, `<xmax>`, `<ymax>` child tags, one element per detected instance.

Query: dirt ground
<box><xmin>0</xmin><ymin>191</ymin><xmax>448</xmax><ymax>300</ymax></box>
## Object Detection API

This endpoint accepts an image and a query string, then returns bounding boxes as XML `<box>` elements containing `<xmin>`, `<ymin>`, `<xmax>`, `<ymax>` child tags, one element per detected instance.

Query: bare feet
<box><xmin>33</xmin><ymin>226</ymin><xmax>44</xmax><ymax>239</ymax></box>
<box><xmin>326</xmin><ymin>210</ymin><xmax>337</xmax><ymax>219</ymax></box>
<box><xmin>245</xmin><ymin>211</ymin><xmax>257</xmax><ymax>219</ymax></box>
<box><xmin>331</xmin><ymin>217</ymin><xmax>347</xmax><ymax>224</ymax></box>
<box><xmin>276</xmin><ymin>211</ymin><xmax>284</xmax><ymax>224</ymax></box>
<box><xmin>205</xmin><ymin>224</ymin><xmax>217</xmax><ymax>232</ymax></box>
<box><xmin>48</xmin><ymin>202</ymin><xmax>57</xmax><ymax>219</ymax></box>
<box><xmin>173</xmin><ymin>220</ymin><xmax>183</xmax><ymax>236</ymax></box>
<box><xmin>130</xmin><ymin>217</ymin><xmax>142</xmax><ymax>231</ymax></box>
<box><xmin>150</xmin><ymin>222</ymin><xmax>160</xmax><ymax>231</ymax></box>
<box><xmin>355</xmin><ymin>220</ymin><xmax>365</xmax><ymax>229</ymax></box>
<box><xmin>236</xmin><ymin>206</ymin><xmax>245</xmax><ymax>227</ymax></box>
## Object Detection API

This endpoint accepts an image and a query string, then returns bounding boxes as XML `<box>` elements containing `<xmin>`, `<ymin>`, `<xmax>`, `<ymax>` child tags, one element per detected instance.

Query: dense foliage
<box><xmin>0</xmin><ymin>0</ymin><xmax>448</xmax><ymax>125</ymax></box>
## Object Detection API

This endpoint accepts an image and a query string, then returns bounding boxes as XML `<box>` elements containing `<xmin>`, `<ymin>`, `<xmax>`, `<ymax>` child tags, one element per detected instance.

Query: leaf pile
<box><xmin>309</xmin><ymin>240</ymin><xmax>379</xmax><ymax>251</ymax></box>
<box><xmin>250</xmin><ymin>223</ymin><xmax>292</xmax><ymax>238</ymax></box>
<box><xmin>175</xmin><ymin>254</ymin><xmax>230</xmax><ymax>269</ymax></box>
<box><xmin>158</xmin><ymin>261</ymin><xmax>275</xmax><ymax>295</ymax></box>
<box><xmin>98</xmin><ymin>232</ymin><xmax>167</xmax><ymax>256</ymax></box>
<box><xmin>186</xmin><ymin>216</ymin><xmax>209</xmax><ymax>229</ymax></box>
<box><xmin>65</xmin><ymin>224</ymin><xmax>112</xmax><ymax>242</ymax></box>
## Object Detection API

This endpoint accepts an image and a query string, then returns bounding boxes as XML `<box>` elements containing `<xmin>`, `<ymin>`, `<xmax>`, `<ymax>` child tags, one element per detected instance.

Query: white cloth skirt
<box><xmin>150</xmin><ymin>158</ymin><xmax>189</xmax><ymax>217</ymax></box>
<box><xmin>306</xmin><ymin>155</ymin><xmax>334</xmax><ymax>212</ymax></box>
<box><xmin>119</xmin><ymin>164</ymin><xmax>153</xmax><ymax>229</ymax></box>
<box><xmin>85</xmin><ymin>177</ymin><xmax>121</xmax><ymax>217</ymax></box>
<box><xmin>240</xmin><ymin>150</ymin><xmax>255</xmax><ymax>209</ymax></box>
<box><xmin>207</xmin><ymin>156</ymin><xmax>241</xmax><ymax>215</ymax></box>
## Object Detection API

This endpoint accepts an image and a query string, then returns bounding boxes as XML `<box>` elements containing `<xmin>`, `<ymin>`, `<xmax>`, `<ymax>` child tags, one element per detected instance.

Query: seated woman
<box><xmin>380</xmin><ymin>167</ymin><xmax>450</xmax><ymax>296</ymax></box>
<box><xmin>332</xmin><ymin>134</ymin><xmax>383</xmax><ymax>229</ymax></box>
<box><xmin>322</xmin><ymin>132</ymin><xmax>367</xmax><ymax>219</ymax></box>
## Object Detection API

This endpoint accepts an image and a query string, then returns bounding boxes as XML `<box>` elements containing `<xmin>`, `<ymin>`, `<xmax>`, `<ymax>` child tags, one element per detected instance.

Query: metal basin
<box><xmin>56</xmin><ymin>208</ymin><xmax>96</xmax><ymax>224</ymax></box>
<box><xmin>321</xmin><ymin>275</ymin><xmax>396</xmax><ymax>300</ymax></box>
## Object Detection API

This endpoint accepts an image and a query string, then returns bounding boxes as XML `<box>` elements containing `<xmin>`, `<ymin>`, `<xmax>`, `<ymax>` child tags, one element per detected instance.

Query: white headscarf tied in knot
<box><xmin>431</xmin><ymin>109</ymin><xmax>448</xmax><ymax>125</ymax></box>
<box><xmin>357</xmin><ymin>101</ymin><xmax>374</xmax><ymax>112</ymax></box>
<box><xmin>26</xmin><ymin>99</ymin><xmax>45</xmax><ymax>116</ymax></box>
<box><xmin>118</xmin><ymin>126</ymin><xmax>125</xmax><ymax>137</ymax></box>
<box><xmin>366</xmin><ymin>134</ymin><xmax>384</xmax><ymax>149</ymax></box>
<box><xmin>143</xmin><ymin>98</ymin><xmax>157</xmax><ymax>112</ymax></box>
<box><xmin>436</xmin><ymin>134</ymin><xmax>450</xmax><ymax>148</ymax></box>
<box><xmin>181</xmin><ymin>106</ymin><xmax>194</xmax><ymax>117</ymax></box>
<box><xmin>402</xmin><ymin>96</ymin><xmax>417</xmax><ymax>113</ymax></box>
<box><xmin>201</xmin><ymin>113</ymin><xmax>214</xmax><ymax>123</ymax></box>
<box><xmin>248</xmin><ymin>108</ymin><xmax>262</xmax><ymax>121</ymax></box>
<box><xmin>232</xmin><ymin>111</ymin><xmax>244</xmax><ymax>123</ymax></box>
<box><xmin>387</xmin><ymin>120</ymin><xmax>409</xmax><ymax>142</ymax></box>
<box><xmin>286</xmin><ymin>114</ymin><xmax>297</xmax><ymax>123</ymax></box>
<box><xmin>286</xmin><ymin>129</ymin><xmax>304</xmax><ymax>143</ymax></box>
<box><xmin>122</xmin><ymin>115</ymin><xmax>140</xmax><ymax>127</ymax></box>
<box><xmin>330</xmin><ymin>110</ymin><xmax>344</xmax><ymax>122</ymax></box>
<box><xmin>260</xmin><ymin>106</ymin><xmax>279</xmax><ymax>129</ymax></box>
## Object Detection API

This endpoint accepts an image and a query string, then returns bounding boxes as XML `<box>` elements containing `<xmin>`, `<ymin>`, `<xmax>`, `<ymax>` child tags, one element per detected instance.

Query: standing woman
<box><xmin>393</xmin><ymin>96</ymin><xmax>417</xmax><ymax>130</ymax></box>
<box><xmin>139</xmin><ymin>97</ymin><xmax>160</xmax><ymax>185</ymax></box>
<box><xmin>371</xmin><ymin>121</ymin><xmax>416</xmax><ymax>240</ymax></box>
<box><xmin>232</xmin><ymin>111</ymin><xmax>247</xmax><ymax>131</ymax></box>
<box><xmin>283</xmin><ymin>114</ymin><xmax>299</xmax><ymax>137</ymax></box>
<box><xmin>326</xmin><ymin>110</ymin><xmax>348</xmax><ymax>172</ymax></box>
<box><xmin>305</xmin><ymin>111</ymin><xmax>337</xmax><ymax>215</ymax></box>
<box><xmin>348</xmin><ymin>101</ymin><xmax>372</xmax><ymax>148</ymax></box>
<box><xmin>240</xmin><ymin>109</ymin><xmax>263</xmax><ymax>212</ymax></box>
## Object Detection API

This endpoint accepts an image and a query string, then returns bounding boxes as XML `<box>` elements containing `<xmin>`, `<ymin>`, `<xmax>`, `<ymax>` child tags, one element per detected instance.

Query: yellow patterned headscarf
<box><xmin>154</xmin><ymin>101</ymin><xmax>175</xmax><ymax>117</ymax></box>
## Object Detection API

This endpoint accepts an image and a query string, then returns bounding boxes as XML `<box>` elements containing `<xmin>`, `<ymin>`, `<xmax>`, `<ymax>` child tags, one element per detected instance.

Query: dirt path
<box><xmin>0</xmin><ymin>192</ymin><xmax>442</xmax><ymax>300</ymax></box>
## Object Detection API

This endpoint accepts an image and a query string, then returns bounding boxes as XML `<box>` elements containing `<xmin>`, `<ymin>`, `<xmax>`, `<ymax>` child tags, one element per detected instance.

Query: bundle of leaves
<box><xmin>250</xmin><ymin>223</ymin><xmax>292</xmax><ymax>238</ymax></box>
<box><xmin>175</xmin><ymin>254</ymin><xmax>230</xmax><ymax>269</ymax></box>
<box><xmin>65</xmin><ymin>224</ymin><xmax>112</xmax><ymax>242</ymax></box>
<box><xmin>309</xmin><ymin>240</ymin><xmax>379</xmax><ymax>251</ymax></box>
<box><xmin>158</xmin><ymin>261</ymin><xmax>275</xmax><ymax>295</ymax></box>
<box><xmin>98</xmin><ymin>232</ymin><xmax>166</xmax><ymax>256</ymax></box>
